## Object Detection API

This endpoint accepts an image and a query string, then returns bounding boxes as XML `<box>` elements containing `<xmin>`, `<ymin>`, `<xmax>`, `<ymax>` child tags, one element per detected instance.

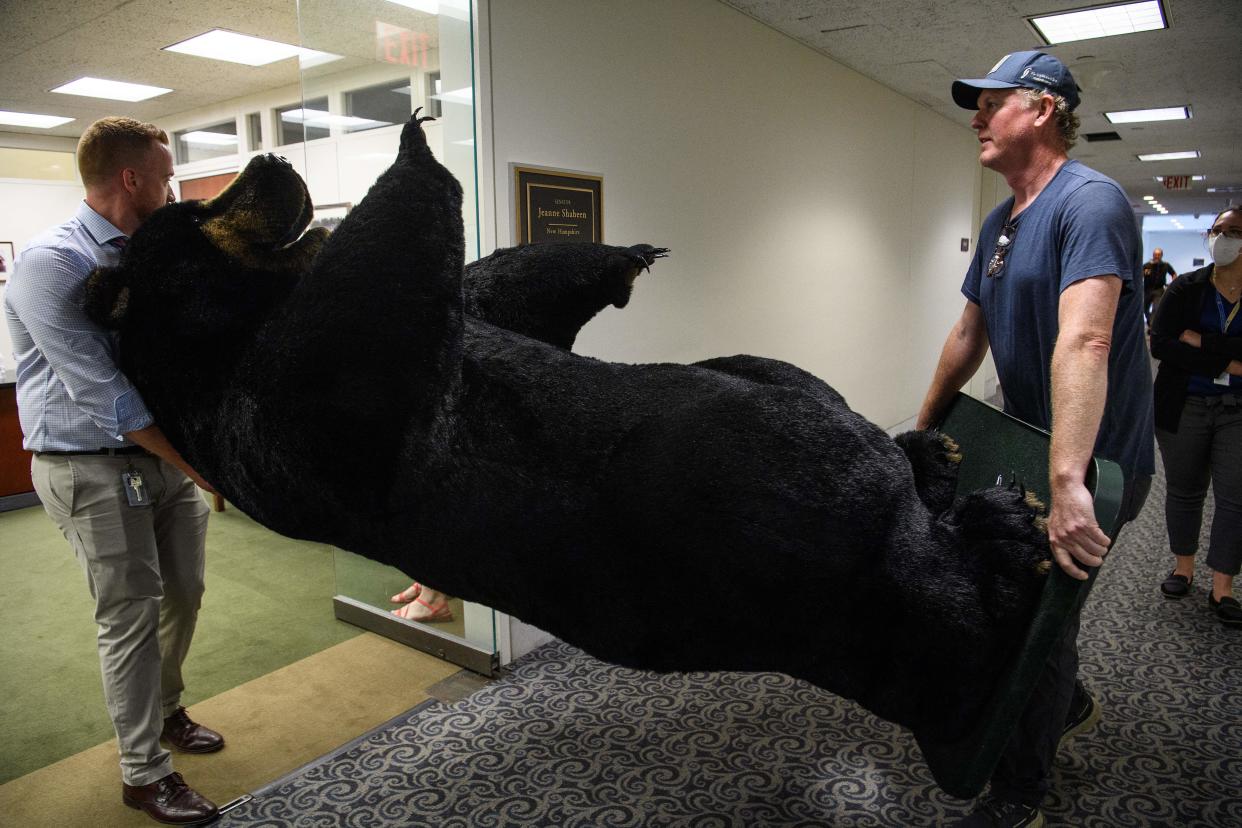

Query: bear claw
<box><xmin>939</xmin><ymin>433</ymin><xmax>962</xmax><ymax>465</ymax></box>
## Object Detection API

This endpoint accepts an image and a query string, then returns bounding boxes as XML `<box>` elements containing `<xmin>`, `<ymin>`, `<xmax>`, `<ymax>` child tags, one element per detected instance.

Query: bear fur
<box><xmin>84</xmin><ymin>113</ymin><xmax>1050</xmax><ymax>745</ymax></box>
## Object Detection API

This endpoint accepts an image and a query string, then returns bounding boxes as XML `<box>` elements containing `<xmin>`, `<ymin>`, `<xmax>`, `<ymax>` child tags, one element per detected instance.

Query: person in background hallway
<box><xmin>1144</xmin><ymin>247</ymin><xmax>1177</xmax><ymax>324</ymax></box>
<box><xmin>1150</xmin><ymin>205</ymin><xmax>1242</xmax><ymax>628</ymax></box>
<box><xmin>4</xmin><ymin>117</ymin><xmax>224</xmax><ymax>826</ymax></box>
<box><xmin>916</xmin><ymin>51</ymin><xmax>1154</xmax><ymax>828</ymax></box>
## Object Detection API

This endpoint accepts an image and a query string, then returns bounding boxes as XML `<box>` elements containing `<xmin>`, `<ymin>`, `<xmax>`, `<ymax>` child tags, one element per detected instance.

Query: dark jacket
<box><xmin>1149</xmin><ymin>264</ymin><xmax>1242</xmax><ymax>432</ymax></box>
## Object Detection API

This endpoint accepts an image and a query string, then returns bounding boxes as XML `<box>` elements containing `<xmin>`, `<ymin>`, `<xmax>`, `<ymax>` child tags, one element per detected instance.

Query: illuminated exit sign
<box><xmin>1161</xmin><ymin>175</ymin><xmax>1191</xmax><ymax>190</ymax></box>
<box><xmin>376</xmin><ymin>21</ymin><xmax>431</xmax><ymax>67</ymax></box>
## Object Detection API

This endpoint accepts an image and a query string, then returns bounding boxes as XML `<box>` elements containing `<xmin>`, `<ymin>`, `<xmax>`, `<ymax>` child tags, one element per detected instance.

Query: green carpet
<box><xmin>0</xmin><ymin>499</ymin><xmax>363</xmax><ymax>785</ymax></box>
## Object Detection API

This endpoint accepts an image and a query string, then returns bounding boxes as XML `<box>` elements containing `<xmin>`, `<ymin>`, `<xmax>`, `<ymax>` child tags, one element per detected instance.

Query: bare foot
<box><xmin>392</xmin><ymin>589</ymin><xmax>453</xmax><ymax>623</ymax></box>
<box><xmin>391</xmin><ymin>582</ymin><xmax>422</xmax><ymax>604</ymax></box>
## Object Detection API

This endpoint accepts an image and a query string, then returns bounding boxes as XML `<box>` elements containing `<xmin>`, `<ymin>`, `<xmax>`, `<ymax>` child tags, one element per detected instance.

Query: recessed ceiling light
<box><xmin>180</xmin><ymin>131</ymin><xmax>239</xmax><ymax>146</ymax></box>
<box><xmin>1143</xmin><ymin>195</ymin><xmax>1156</xmax><ymax>200</ymax></box>
<box><xmin>385</xmin><ymin>0</ymin><xmax>440</xmax><ymax>12</ymax></box>
<box><xmin>0</xmin><ymin>110</ymin><xmax>75</xmax><ymax>128</ymax></box>
<box><xmin>383</xmin><ymin>0</ymin><xmax>468</xmax><ymax>17</ymax></box>
<box><xmin>298</xmin><ymin>51</ymin><xmax>343</xmax><ymax>69</ymax></box>
<box><xmin>279</xmin><ymin>108</ymin><xmax>388</xmax><ymax>130</ymax></box>
<box><xmin>1029</xmin><ymin>1</ymin><xmax>1167</xmax><ymax>45</ymax></box>
<box><xmin>1105</xmin><ymin>105</ymin><xmax>1189</xmax><ymax>124</ymax></box>
<box><xmin>1137</xmin><ymin>150</ymin><xmax>1200</xmax><ymax>162</ymax></box>
<box><xmin>164</xmin><ymin>29</ymin><xmax>338</xmax><ymax>67</ymax></box>
<box><xmin>51</xmin><ymin>77</ymin><xmax>171</xmax><ymax>102</ymax></box>
<box><xmin>431</xmin><ymin>86</ymin><xmax>474</xmax><ymax>106</ymax></box>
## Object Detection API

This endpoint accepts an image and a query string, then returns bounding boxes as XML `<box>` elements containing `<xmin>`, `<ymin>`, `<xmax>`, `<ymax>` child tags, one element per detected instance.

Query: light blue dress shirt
<box><xmin>4</xmin><ymin>201</ymin><xmax>153</xmax><ymax>451</ymax></box>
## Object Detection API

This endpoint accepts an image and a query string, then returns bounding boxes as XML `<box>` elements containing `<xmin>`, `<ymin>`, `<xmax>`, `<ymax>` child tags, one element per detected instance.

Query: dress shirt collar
<box><xmin>76</xmin><ymin>200</ymin><xmax>128</xmax><ymax>248</ymax></box>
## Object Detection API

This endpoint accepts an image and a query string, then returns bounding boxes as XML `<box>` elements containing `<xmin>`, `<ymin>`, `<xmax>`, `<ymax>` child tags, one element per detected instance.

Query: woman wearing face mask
<box><xmin>1150</xmin><ymin>205</ymin><xmax>1242</xmax><ymax>627</ymax></box>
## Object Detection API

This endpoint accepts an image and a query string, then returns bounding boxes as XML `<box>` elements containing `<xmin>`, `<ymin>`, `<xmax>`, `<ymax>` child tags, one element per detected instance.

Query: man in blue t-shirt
<box><xmin>916</xmin><ymin>52</ymin><xmax>1155</xmax><ymax>828</ymax></box>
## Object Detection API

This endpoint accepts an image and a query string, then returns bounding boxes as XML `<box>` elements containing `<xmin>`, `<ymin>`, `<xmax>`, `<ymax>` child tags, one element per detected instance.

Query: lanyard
<box><xmin>1218</xmin><ymin>290</ymin><xmax>1240</xmax><ymax>333</ymax></box>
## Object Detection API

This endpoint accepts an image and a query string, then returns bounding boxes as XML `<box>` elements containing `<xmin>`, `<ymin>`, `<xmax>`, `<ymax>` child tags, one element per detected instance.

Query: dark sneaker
<box><xmin>1060</xmin><ymin>682</ymin><xmax>1100</xmax><ymax>748</ymax></box>
<box><xmin>1160</xmin><ymin>572</ymin><xmax>1192</xmax><ymax>598</ymax></box>
<box><xmin>953</xmin><ymin>796</ymin><xmax>1045</xmax><ymax>827</ymax></box>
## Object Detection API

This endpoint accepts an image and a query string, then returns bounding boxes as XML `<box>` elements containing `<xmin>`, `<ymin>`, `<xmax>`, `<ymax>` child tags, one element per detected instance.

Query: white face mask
<box><xmin>1210</xmin><ymin>233</ymin><xmax>1242</xmax><ymax>266</ymax></box>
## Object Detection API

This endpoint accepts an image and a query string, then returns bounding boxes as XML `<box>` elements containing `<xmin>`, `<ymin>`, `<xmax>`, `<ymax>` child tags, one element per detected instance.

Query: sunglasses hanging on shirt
<box><xmin>987</xmin><ymin>221</ymin><xmax>1018</xmax><ymax>278</ymax></box>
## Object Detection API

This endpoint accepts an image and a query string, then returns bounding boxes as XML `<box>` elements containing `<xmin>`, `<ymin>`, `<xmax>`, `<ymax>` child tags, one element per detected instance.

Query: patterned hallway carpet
<box><xmin>221</xmin><ymin>467</ymin><xmax>1241</xmax><ymax>827</ymax></box>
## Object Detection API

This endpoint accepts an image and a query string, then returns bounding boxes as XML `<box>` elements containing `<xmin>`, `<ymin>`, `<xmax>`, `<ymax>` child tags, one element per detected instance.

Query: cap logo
<box><xmin>988</xmin><ymin>55</ymin><xmax>1009</xmax><ymax>75</ymax></box>
<box><xmin>1021</xmin><ymin>67</ymin><xmax>1032</xmax><ymax>78</ymax></box>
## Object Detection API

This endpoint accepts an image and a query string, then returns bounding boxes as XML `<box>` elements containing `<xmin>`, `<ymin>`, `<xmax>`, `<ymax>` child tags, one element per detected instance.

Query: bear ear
<box><xmin>83</xmin><ymin>265</ymin><xmax>132</xmax><ymax>329</ymax></box>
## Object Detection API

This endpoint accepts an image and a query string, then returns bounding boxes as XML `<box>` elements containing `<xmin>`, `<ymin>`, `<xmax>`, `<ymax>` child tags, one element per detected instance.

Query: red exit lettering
<box><xmin>376</xmin><ymin>21</ymin><xmax>430</xmax><ymax>67</ymax></box>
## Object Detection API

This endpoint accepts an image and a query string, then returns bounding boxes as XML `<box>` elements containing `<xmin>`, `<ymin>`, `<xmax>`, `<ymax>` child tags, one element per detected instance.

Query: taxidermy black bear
<box><xmin>85</xmin><ymin>112</ymin><xmax>1050</xmax><ymax>745</ymax></box>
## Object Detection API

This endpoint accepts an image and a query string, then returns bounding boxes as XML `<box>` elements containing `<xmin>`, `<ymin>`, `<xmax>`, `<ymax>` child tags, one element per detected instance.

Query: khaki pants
<box><xmin>32</xmin><ymin>453</ymin><xmax>209</xmax><ymax>786</ymax></box>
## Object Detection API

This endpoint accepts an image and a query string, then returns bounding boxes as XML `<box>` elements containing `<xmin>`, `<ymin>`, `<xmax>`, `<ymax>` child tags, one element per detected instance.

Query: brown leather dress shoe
<box><xmin>122</xmin><ymin>771</ymin><xmax>219</xmax><ymax>825</ymax></box>
<box><xmin>162</xmin><ymin>707</ymin><xmax>225</xmax><ymax>753</ymax></box>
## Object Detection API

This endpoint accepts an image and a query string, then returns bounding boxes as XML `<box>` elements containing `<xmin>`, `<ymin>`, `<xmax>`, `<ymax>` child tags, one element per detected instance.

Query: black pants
<box><xmin>989</xmin><ymin>473</ymin><xmax>1152</xmax><ymax>807</ymax></box>
<box><xmin>1156</xmin><ymin>395</ymin><xmax>1242</xmax><ymax>576</ymax></box>
<box><xmin>1144</xmin><ymin>288</ymin><xmax>1164</xmax><ymax>323</ymax></box>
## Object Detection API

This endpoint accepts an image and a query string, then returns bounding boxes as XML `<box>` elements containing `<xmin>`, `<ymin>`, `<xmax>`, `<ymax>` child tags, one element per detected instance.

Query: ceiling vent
<box><xmin>1084</xmin><ymin>131</ymin><xmax>1123</xmax><ymax>142</ymax></box>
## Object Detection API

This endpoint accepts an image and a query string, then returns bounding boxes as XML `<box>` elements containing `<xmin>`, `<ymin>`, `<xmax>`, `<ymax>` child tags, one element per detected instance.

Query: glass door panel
<box><xmin>291</xmin><ymin>0</ymin><xmax>494</xmax><ymax>663</ymax></box>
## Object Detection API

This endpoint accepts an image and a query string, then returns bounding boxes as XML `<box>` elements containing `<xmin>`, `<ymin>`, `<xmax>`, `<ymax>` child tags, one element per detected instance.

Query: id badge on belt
<box><xmin>122</xmin><ymin>464</ymin><xmax>149</xmax><ymax>506</ymax></box>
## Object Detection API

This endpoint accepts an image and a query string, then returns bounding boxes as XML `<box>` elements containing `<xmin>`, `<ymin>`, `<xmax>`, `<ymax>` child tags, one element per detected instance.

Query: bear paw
<box><xmin>949</xmin><ymin>483</ymin><xmax>1052</xmax><ymax>625</ymax></box>
<box><xmin>609</xmin><ymin>245</ymin><xmax>671</xmax><ymax>307</ymax></box>
<box><xmin>894</xmin><ymin>429</ymin><xmax>962</xmax><ymax>516</ymax></box>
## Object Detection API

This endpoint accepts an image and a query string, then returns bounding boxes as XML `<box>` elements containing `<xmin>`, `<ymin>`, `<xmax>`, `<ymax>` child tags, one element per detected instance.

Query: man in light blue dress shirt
<box><xmin>5</xmin><ymin>117</ymin><xmax>223</xmax><ymax>826</ymax></box>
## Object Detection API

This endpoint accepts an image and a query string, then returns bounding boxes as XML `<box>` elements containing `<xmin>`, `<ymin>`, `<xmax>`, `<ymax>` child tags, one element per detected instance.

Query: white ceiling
<box><xmin>721</xmin><ymin>0</ymin><xmax>1242</xmax><ymax>218</ymax></box>
<box><xmin>0</xmin><ymin>0</ymin><xmax>438</xmax><ymax>146</ymax></box>
<box><xmin>0</xmin><ymin>0</ymin><xmax>1238</xmax><ymax>218</ymax></box>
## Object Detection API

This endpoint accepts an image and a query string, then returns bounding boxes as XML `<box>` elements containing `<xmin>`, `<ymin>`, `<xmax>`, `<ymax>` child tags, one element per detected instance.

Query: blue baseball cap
<box><xmin>952</xmin><ymin>50</ymin><xmax>1081</xmax><ymax>111</ymax></box>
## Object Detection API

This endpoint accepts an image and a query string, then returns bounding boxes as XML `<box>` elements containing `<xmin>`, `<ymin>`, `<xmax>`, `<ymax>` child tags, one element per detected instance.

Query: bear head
<box><xmin>83</xmin><ymin>153</ymin><xmax>323</xmax><ymax>388</ymax></box>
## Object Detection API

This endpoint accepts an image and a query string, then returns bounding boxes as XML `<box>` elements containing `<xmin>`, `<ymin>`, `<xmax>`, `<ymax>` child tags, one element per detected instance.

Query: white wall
<box><xmin>0</xmin><ymin>178</ymin><xmax>87</xmax><ymax>378</ymax></box>
<box><xmin>483</xmin><ymin>0</ymin><xmax>984</xmax><ymax>431</ymax></box>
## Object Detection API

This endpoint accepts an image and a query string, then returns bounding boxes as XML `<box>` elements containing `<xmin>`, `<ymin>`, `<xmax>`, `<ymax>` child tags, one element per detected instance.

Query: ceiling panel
<box><xmin>724</xmin><ymin>0</ymin><xmax>1242</xmax><ymax>216</ymax></box>
<box><xmin>0</xmin><ymin>0</ymin><xmax>1237</xmax><ymax>216</ymax></box>
<box><xmin>0</xmin><ymin>0</ymin><xmax>437</xmax><ymax>140</ymax></box>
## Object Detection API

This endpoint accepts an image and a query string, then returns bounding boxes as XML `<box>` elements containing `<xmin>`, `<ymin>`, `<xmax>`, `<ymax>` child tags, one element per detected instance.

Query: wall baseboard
<box><xmin>0</xmin><ymin>492</ymin><xmax>39</xmax><ymax>512</ymax></box>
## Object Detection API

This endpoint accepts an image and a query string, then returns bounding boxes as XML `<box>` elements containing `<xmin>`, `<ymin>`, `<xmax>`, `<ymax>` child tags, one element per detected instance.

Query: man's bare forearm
<box><xmin>1049</xmin><ymin>332</ymin><xmax>1110</xmax><ymax>491</ymax></box>
<box><xmin>916</xmin><ymin>301</ymin><xmax>989</xmax><ymax>430</ymax></box>
<box><xmin>1046</xmin><ymin>275</ymin><xmax>1121</xmax><ymax>578</ymax></box>
<box><xmin>125</xmin><ymin>425</ymin><xmax>217</xmax><ymax>494</ymax></box>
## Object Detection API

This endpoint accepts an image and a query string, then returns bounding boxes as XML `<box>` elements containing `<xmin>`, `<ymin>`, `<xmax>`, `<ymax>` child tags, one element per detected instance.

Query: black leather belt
<box><xmin>36</xmin><ymin>446</ymin><xmax>149</xmax><ymax>456</ymax></box>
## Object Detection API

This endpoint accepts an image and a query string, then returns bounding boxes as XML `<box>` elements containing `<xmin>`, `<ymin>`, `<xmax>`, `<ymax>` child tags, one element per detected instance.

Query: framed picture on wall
<box><xmin>310</xmin><ymin>203</ymin><xmax>352</xmax><ymax>233</ymax></box>
<box><xmin>0</xmin><ymin>242</ymin><xmax>15</xmax><ymax>282</ymax></box>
